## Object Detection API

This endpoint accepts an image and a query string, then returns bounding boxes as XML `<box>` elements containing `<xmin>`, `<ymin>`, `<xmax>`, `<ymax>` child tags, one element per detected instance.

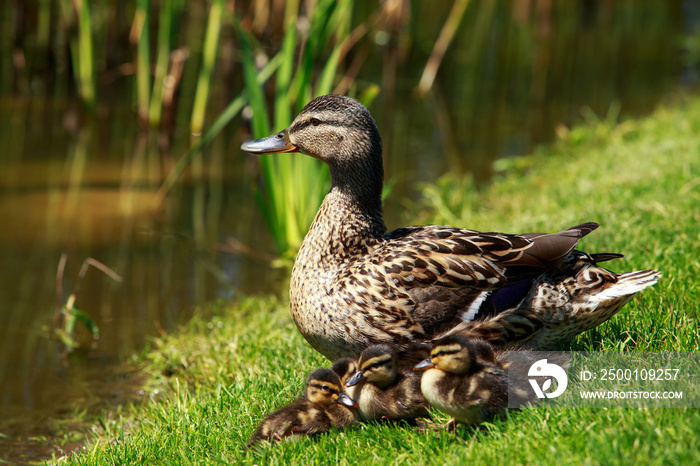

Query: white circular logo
<box><xmin>528</xmin><ymin>359</ymin><xmax>568</xmax><ymax>399</ymax></box>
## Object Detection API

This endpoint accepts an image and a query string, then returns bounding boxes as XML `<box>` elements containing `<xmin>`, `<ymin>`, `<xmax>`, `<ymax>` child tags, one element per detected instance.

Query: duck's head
<box><xmin>414</xmin><ymin>335</ymin><xmax>478</xmax><ymax>375</ymax></box>
<box><xmin>241</xmin><ymin>95</ymin><xmax>384</xmax><ymax>202</ymax></box>
<box><xmin>345</xmin><ymin>344</ymin><xmax>398</xmax><ymax>389</ymax></box>
<box><xmin>305</xmin><ymin>368</ymin><xmax>356</xmax><ymax>408</ymax></box>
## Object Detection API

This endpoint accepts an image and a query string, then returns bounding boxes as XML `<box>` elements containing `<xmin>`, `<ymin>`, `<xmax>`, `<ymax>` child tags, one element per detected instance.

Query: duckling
<box><xmin>414</xmin><ymin>334</ymin><xmax>509</xmax><ymax>426</ymax></box>
<box><xmin>248</xmin><ymin>368</ymin><xmax>356</xmax><ymax>446</ymax></box>
<box><xmin>421</xmin><ymin>334</ymin><xmax>571</xmax><ymax>412</ymax></box>
<box><xmin>330</xmin><ymin>357</ymin><xmax>358</xmax><ymax>386</ymax></box>
<box><xmin>344</xmin><ymin>344</ymin><xmax>430</xmax><ymax>421</ymax></box>
<box><xmin>241</xmin><ymin>94</ymin><xmax>660</xmax><ymax>361</ymax></box>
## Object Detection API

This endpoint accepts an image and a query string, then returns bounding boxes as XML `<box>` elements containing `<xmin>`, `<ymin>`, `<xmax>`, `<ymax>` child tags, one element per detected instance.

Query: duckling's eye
<box><xmin>322</xmin><ymin>385</ymin><xmax>330</xmax><ymax>391</ymax></box>
<box><xmin>437</xmin><ymin>351</ymin><xmax>447</xmax><ymax>357</ymax></box>
<box><xmin>310</xmin><ymin>118</ymin><xmax>321</xmax><ymax>126</ymax></box>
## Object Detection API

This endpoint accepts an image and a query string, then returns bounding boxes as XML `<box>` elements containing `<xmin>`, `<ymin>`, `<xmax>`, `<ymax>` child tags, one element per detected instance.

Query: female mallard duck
<box><xmin>241</xmin><ymin>94</ymin><xmax>660</xmax><ymax>361</ymax></box>
<box><xmin>248</xmin><ymin>368</ymin><xmax>356</xmax><ymax>446</ymax></box>
<box><xmin>414</xmin><ymin>334</ymin><xmax>509</xmax><ymax>426</ymax></box>
<box><xmin>343</xmin><ymin>344</ymin><xmax>429</xmax><ymax>421</ymax></box>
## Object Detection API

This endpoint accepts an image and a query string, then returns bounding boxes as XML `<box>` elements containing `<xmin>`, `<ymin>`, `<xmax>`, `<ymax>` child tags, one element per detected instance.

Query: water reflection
<box><xmin>0</xmin><ymin>98</ymin><xmax>285</xmax><ymax>461</ymax></box>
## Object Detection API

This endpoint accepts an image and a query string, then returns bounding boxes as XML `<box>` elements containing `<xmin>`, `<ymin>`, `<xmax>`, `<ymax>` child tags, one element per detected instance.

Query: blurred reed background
<box><xmin>3</xmin><ymin>1</ymin><xmax>698</xmax><ymax>255</ymax></box>
<box><xmin>0</xmin><ymin>0</ymin><xmax>698</xmax><ymax>462</ymax></box>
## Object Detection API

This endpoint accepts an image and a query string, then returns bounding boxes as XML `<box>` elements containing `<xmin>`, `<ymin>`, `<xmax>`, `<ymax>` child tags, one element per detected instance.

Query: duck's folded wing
<box><xmin>380</xmin><ymin>223</ymin><xmax>598</xmax><ymax>291</ymax></box>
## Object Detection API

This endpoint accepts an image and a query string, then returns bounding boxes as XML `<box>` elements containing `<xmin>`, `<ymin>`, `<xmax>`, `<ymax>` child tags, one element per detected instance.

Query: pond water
<box><xmin>1</xmin><ymin>1</ymin><xmax>698</xmax><ymax>462</ymax></box>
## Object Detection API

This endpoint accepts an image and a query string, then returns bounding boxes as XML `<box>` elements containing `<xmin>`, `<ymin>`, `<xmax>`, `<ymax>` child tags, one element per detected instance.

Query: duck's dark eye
<box><xmin>311</xmin><ymin>118</ymin><xmax>320</xmax><ymax>126</ymax></box>
<box><xmin>322</xmin><ymin>385</ymin><xmax>329</xmax><ymax>391</ymax></box>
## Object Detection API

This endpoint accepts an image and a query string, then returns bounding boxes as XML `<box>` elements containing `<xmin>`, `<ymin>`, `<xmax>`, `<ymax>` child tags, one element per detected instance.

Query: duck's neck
<box><xmin>328</xmin><ymin>158</ymin><xmax>384</xmax><ymax>220</ymax></box>
<box><xmin>297</xmin><ymin>161</ymin><xmax>386</xmax><ymax>265</ymax></box>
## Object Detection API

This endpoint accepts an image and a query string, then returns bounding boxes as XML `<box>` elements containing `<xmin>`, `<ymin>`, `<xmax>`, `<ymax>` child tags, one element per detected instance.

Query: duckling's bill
<box><xmin>337</xmin><ymin>392</ymin><xmax>357</xmax><ymax>408</ymax></box>
<box><xmin>345</xmin><ymin>370</ymin><xmax>366</xmax><ymax>387</ymax></box>
<box><xmin>413</xmin><ymin>358</ymin><xmax>435</xmax><ymax>371</ymax></box>
<box><xmin>240</xmin><ymin>131</ymin><xmax>299</xmax><ymax>154</ymax></box>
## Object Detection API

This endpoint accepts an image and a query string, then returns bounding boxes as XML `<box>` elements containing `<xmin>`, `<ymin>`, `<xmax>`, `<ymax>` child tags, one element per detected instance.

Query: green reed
<box><xmin>2</xmin><ymin>1</ymin><xmax>690</xmax><ymax>259</ymax></box>
<box><xmin>134</xmin><ymin>0</ymin><xmax>151</xmax><ymax>124</ymax></box>
<box><xmin>54</xmin><ymin>254</ymin><xmax>123</xmax><ymax>360</ymax></box>
<box><xmin>238</xmin><ymin>0</ymin><xmax>359</xmax><ymax>259</ymax></box>
<box><xmin>37</xmin><ymin>0</ymin><xmax>51</xmax><ymax>51</ymax></box>
<box><xmin>190</xmin><ymin>0</ymin><xmax>224</xmax><ymax>135</ymax></box>
<box><xmin>75</xmin><ymin>0</ymin><xmax>96</xmax><ymax>107</ymax></box>
<box><xmin>148</xmin><ymin>0</ymin><xmax>174</xmax><ymax>127</ymax></box>
<box><xmin>153</xmin><ymin>51</ymin><xmax>283</xmax><ymax>207</ymax></box>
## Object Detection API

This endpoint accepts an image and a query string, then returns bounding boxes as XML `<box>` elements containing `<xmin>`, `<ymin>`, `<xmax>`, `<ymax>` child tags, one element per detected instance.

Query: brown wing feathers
<box><xmin>515</xmin><ymin>222</ymin><xmax>599</xmax><ymax>268</ymax></box>
<box><xmin>382</xmin><ymin>223</ymin><xmax>596</xmax><ymax>291</ymax></box>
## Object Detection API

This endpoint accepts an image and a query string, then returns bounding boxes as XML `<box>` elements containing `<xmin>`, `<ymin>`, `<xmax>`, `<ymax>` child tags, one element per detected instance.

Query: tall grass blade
<box><xmin>237</xmin><ymin>21</ymin><xmax>270</xmax><ymax>135</ymax></box>
<box><xmin>75</xmin><ymin>0</ymin><xmax>96</xmax><ymax>107</ymax></box>
<box><xmin>190</xmin><ymin>0</ymin><xmax>224</xmax><ymax>135</ymax></box>
<box><xmin>416</xmin><ymin>0</ymin><xmax>470</xmax><ymax>96</ymax></box>
<box><xmin>37</xmin><ymin>0</ymin><xmax>51</xmax><ymax>49</ymax></box>
<box><xmin>148</xmin><ymin>0</ymin><xmax>173</xmax><ymax>127</ymax></box>
<box><xmin>154</xmin><ymin>53</ymin><xmax>282</xmax><ymax>206</ymax></box>
<box><xmin>237</xmin><ymin>0</ymin><xmax>365</xmax><ymax>258</ymax></box>
<box><xmin>274</xmin><ymin>25</ymin><xmax>296</xmax><ymax>128</ymax></box>
<box><xmin>316</xmin><ymin>46</ymin><xmax>342</xmax><ymax>96</ymax></box>
<box><xmin>283</xmin><ymin>0</ymin><xmax>300</xmax><ymax>28</ymax></box>
<box><xmin>238</xmin><ymin>20</ymin><xmax>284</xmax><ymax>250</ymax></box>
<box><xmin>133</xmin><ymin>0</ymin><xmax>151</xmax><ymax>125</ymax></box>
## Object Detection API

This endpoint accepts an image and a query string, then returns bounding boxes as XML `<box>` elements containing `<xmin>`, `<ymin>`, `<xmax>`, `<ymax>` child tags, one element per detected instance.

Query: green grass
<box><xmin>56</xmin><ymin>97</ymin><xmax>700</xmax><ymax>464</ymax></box>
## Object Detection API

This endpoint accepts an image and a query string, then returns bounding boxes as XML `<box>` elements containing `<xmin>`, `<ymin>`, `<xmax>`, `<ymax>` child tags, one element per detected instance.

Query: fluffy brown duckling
<box><xmin>344</xmin><ymin>344</ymin><xmax>430</xmax><ymax>422</ymax></box>
<box><xmin>248</xmin><ymin>368</ymin><xmax>356</xmax><ymax>446</ymax></box>
<box><xmin>331</xmin><ymin>357</ymin><xmax>358</xmax><ymax>386</ymax></box>
<box><xmin>414</xmin><ymin>334</ymin><xmax>508</xmax><ymax>426</ymax></box>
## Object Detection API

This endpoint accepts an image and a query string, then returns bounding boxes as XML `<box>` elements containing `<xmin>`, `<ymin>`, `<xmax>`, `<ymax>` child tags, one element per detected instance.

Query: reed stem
<box><xmin>154</xmin><ymin>52</ymin><xmax>283</xmax><ymax>207</ymax></box>
<box><xmin>416</xmin><ymin>0</ymin><xmax>469</xmax><ymax>96</ymax></box>
<box><xmin>133</xmin><ymin>0</ymin><xmax>151</xmax><ymax>125</ymax></box>
<box><xmin>148</xmin><ymin>0</ymin><xmax>173</xmax><ymax>127</ymax></box>
<box><xmin>190</xmin><ymin>0</ymin><xmax>224</xmax><ymax>135</ymax></box>
<box><xmin>74</xmin><ymin>0</ymin><xmax>96</xmax><ymax>107</ymax></box>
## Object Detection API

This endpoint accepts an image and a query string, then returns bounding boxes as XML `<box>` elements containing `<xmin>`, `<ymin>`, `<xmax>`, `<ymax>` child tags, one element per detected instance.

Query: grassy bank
<box><xmin>58</xmin><ymin>96</ymin><xmax>700</xmax><ymax>465</ymax></box>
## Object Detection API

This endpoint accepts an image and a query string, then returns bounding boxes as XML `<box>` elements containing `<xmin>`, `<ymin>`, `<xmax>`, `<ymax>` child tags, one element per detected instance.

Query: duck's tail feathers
<box><xmin>589</xmin><ymin>269</ymin><xmax>661</xmax><ymax>304</ymax></box>
<box><xmin>565</xmin><ymin>221</ymin><xmax>600</xmax><ymax>237</ymax></box>
<box><xmin>512</xmin><ymin>222</ymin><xmax>600</xmax><ymax>270</ymax></box>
